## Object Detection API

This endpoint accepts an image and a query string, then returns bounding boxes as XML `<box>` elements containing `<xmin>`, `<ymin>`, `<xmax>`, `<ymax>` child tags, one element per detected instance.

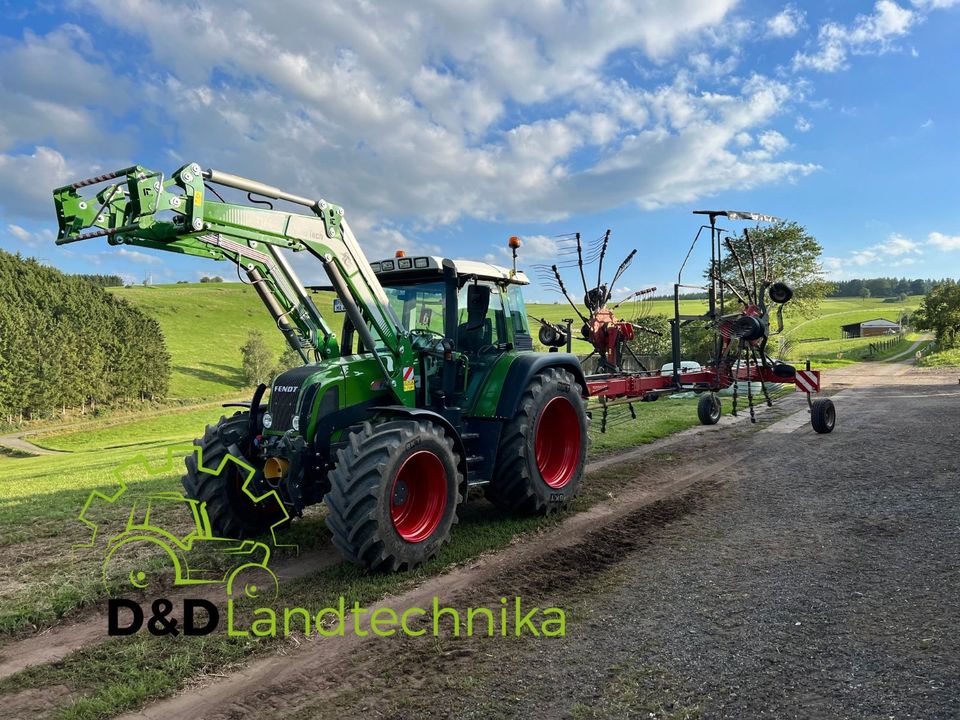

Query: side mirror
<box><xmin>466</xmin><ymin>284</ymin><xmax>490</xmax><ymax>330</ymax></box>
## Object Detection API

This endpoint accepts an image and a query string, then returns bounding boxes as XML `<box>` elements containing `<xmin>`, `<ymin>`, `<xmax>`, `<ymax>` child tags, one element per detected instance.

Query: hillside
<box><xmin>110</xmin><ymin>283</ymin><xmax>922</xmax><ymax>400</ymax></box>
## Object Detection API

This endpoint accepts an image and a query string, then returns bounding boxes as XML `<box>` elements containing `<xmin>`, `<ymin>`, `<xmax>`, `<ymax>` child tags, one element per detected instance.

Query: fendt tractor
<box><xmin>54</xmin><ymin>163</ymin><xmax>589</xmax><ymax>571</ymax></box>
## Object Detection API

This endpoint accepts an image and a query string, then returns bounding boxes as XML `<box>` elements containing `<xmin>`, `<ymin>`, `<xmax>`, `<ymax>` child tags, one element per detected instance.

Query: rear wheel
<box><xmin>487</xmin><ymin>367</ymin><xmax>588</xmax><ymax>515</ymax></box>
<box><xmin>697</xmin><ymin>393</ymin><xmax>722</xmax><ymax>425</ymax></box>
<box><xmin>182</xmin><ymin>413</ymin><xmax>288</xmax><ymax>539</ymax></box>
<box><xmin>810</xmin><ymin>398</ymin><xmax>836</xmax><ymax>434</ymax></box>
<box><xmin>325</xmin><ymin>419</ymin><xmax>462</xmax><ymax>572</ymax></box>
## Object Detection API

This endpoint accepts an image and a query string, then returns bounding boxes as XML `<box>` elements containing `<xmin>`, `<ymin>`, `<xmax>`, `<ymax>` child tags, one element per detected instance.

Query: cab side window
<box><xmin>457</xmin><ymin>282</ymin><xmax>506</xmax><ymax>352</ymax></box>
<box><xmin>505</xmin><ymin>284</ymin><xmax>533</xmax><ymax>349</ymax></box>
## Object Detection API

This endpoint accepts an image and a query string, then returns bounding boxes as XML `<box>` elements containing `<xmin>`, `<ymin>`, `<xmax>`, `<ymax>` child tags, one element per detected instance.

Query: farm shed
<box><xmin>841</xmin><ymin>318</ymin><xmax>901</xmax><ymax>339</ymax></box>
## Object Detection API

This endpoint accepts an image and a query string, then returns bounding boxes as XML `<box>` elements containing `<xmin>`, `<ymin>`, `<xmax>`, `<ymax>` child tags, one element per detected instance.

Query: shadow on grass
<box><xmin>174</xmin><ymin>363</ymin><xmax>246</xmax><ymax>388</ymax></box>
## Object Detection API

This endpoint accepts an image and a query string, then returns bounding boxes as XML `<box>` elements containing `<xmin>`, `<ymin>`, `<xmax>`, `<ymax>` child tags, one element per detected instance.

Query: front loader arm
<box><xmin>53</xmin><ymin>162</ymin><xmax>415</xmax><ymax>404</ymax></box>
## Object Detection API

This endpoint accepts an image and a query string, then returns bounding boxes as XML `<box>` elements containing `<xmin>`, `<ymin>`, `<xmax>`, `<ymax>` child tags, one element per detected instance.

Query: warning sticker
<box><xmin>402</xmin><ymin>366</ymin><xmax>415</xmax><ymax>392</ymax></box>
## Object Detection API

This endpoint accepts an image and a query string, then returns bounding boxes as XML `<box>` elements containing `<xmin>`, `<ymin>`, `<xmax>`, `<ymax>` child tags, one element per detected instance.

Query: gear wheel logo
<box><xmin>76</xmin><ymin>444</ymin><xmax>291</xmax><ymax>601</ymax></box>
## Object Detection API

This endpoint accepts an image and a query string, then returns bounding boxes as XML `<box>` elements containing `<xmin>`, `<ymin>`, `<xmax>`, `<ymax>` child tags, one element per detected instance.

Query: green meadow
<box><xmin>108</xmin><ymin>282</ymin><xmax>922</xmax><ymax>401</ymax></box>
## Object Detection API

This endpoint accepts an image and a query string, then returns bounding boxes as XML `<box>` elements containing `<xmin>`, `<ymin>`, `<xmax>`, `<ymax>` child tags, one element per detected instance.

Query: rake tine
<box><xmin>761</xmin><ymin>240</ymin><xmax>772</xmax><ymax>284</ymax></box>
<box><xmin>752</xmin><ymin>345</ymin><xmax>774</xmax><ymax>407</ymax></box>
<box><xmin>724</xmin><ymin>237</ymin><xmax>754</xmax><ymax>305</ymax></box>
<box><xmin>744</xmin><ymin>228</ymin><xmax>760</xmax><ymax>304</ymax></box>
<box><xmin>575</xmin><ymin>232</ymin><xmax>590</xmax><ymax>297</ymax></box>
<box><xmin>595</xmin><ymin>229</ymin><xmax>610</xmax><ymax>290</ymax></box>
<box><xmin>609</xmin><ymin>249</ymin><xmax>637</xmax><ymax>299</ymax></box>
<box><xmin>745</xmin><ymin>345</ymin><xmax>756</xmax><ymax>423</ymax></box>
<box><xmin>714</xmin><ymin>271</ymin><xmax>750</xmax><ymax>307</ymax></box>
<box><xmin>552</xmin><ymin>265</ymin><xmax>589</xmax><ymax>323</ymax></box>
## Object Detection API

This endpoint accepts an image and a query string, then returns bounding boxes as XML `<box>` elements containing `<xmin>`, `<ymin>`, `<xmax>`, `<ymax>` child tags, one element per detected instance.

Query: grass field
<box><xmin>108</xmin><ymin>283</ymin><xmax>921</xmax><ymax>401</ymax></box>
<box><xmin>108</xmin><ymin>283</ymin><xmax>335</xmax><ymax>400</ymax></box>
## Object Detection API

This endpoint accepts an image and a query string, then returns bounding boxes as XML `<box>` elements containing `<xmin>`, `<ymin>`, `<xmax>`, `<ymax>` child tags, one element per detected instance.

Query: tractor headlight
<box><xmin>291</xmin><ymin>415</ymin><xmax>300</xmax><ymax>432</ymax></box>
<box><xmin>262</xmin><ymin>412</ymin><xmax>273</xmax><ymax>429</ymax></box>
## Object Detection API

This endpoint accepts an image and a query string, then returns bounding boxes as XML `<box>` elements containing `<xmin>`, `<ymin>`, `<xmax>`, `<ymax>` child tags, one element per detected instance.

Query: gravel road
<box><xmin>276</xmin><ymin>362</ymin><xmax>960</xmax><ymax>720</ymax></box>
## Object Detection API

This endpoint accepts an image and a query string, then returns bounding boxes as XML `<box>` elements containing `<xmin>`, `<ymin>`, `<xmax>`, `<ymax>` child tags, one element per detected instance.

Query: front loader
<box><xmin>54</xmin><ymin>163</ymin><xmax>589</xmax><ymax>571</ymax></box>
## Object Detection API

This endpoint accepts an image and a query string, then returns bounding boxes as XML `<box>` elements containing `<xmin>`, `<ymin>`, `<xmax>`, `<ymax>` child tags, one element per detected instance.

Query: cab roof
<box><xmin>371</xmin><ymin>255</ymin><xmax>530</xmax><ymax>285</ymax></box>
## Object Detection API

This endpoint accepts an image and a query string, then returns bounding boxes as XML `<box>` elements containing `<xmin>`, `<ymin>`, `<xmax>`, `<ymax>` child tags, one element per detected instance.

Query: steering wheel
<box><xmin>409</xmin><ymin>328</ymin><xmax>446</xmax><ymax>354</ymax></box>
<box><xmin>410</xmin><ymin>328</ymin><xmax>445</xmax><ymax>340</ymax></box>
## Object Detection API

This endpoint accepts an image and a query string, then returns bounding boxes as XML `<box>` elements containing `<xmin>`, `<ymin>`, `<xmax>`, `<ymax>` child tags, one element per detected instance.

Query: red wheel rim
<box><xmin>535</xmin><ymin>396</ymin><xmax>581</xmax><ymax>489</ymax></box>
<box><xmin>390</xmin><ymin>450</ymin><xmax>448</xmax><ymax>543</ymax></box>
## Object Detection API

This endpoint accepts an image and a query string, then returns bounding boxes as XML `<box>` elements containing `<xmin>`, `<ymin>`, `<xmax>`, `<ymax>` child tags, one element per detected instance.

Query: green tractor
<box><xmin>54</xmin><ymin>164</ymin><xmax>589</xmax><ymax>571</ymax></box>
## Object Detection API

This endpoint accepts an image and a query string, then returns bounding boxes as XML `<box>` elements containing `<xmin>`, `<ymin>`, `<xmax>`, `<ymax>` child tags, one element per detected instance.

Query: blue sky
<box><xmin>1</xmin><ymin>0</ymin><xmax>958</xmax><ymax>301</ymax></box>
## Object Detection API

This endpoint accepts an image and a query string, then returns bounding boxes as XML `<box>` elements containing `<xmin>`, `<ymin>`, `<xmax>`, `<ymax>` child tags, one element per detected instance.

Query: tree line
<box><xmin>0</xmin><ymin>250</ymin><xmax>171</xmax><ymax>423</ymax></box>
<box><xmin>75</xmin><ymin>273</ymin><xmax>125</xmax><ymax>287</ymax></box>
<box><xmin>829</xmin><ymin>277</ymin><xmax>941</xmax><ymax>298</ymax></box>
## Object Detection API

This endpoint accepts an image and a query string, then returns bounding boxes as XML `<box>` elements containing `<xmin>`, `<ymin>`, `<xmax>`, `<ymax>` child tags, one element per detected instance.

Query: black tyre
<box><xmin>325</xmin><ymin>419</ymin><xmax>462</xmax><ymax>572</ymax></box>
<box><xmin>697</xmin><ymin>393</ymin><xmax>722</xmax><ymax>425</ymax></box>
<box><xmin>486</xmin><ymin>367</ymin><xmax>588</xmax><ymax>515</ymax></box>
<box><xmin>182</xmin><ymin>413</ymin><xmax>288</xmax><ymax>539</ymax></box>
<box><xmin>768</xmin><ymin>281</ymin><xmax>794</xmax><ymax>304</ymax></box>
<box><xmin>810</xmin><ymin>398</ymin><xmax>836</xmax><ymax>434</ymax></box>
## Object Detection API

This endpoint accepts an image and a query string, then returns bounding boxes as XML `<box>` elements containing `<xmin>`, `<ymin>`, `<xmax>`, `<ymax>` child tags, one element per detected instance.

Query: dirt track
<box><xmin>102</xmin><ymin>359</ymin><xmax>959</xmax><ymax>720</ymax></box>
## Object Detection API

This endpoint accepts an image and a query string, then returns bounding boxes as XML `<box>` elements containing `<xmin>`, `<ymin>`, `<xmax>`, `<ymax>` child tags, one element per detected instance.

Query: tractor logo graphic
<box><xmin>76</xmin><ymin>445</ymin><xmax>291</xmax><ymax>601</ymax></box>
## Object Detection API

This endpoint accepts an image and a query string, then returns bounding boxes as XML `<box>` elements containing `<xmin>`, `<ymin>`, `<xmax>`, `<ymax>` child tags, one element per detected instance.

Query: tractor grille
<box><xmin>269</xmin><ymin>365</ymin><xmax>317</xmax><ymax>431</ymax></box>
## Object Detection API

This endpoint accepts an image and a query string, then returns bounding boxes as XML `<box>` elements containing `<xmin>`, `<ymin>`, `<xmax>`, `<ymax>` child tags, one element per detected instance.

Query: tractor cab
<box><xmin>339</xmin><ymin>254</ymin><xmax>534</xmax><ymax>408</ymax></box>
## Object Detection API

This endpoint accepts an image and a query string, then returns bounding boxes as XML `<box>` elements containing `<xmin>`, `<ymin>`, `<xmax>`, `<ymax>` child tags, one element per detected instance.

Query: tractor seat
<box><xmin>458</xmin><ymin>318</ymin><xmax>492</xmax><ymax>353</ymax></box>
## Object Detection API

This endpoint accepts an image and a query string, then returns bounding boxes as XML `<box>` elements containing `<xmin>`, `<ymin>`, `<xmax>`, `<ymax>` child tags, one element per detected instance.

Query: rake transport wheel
<box><xmin>325</xmin><ymin>419</ymin><xmax>463</xmax><ymax>572</ymax></box>
<box><xmin>810</xmin><ymin>398</ymin><xmax>836</xmax><ymax>434</ymax></box>
<box><xmin>697</xmin><ymin>392</ymin><xmax>722</xmax><ymax>426</ymax></box>
<box><xmin>487</xmin><ymin>367</ymin><xmax>588</xmax><ymax>515</ymax></box>
<box><xmin>182</xmin><ymin>412</ymin><xmax>287</xmax><ymax>539</ymax></box>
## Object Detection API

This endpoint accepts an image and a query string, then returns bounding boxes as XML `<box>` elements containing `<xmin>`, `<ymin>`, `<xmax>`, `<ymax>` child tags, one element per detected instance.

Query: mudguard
<box><xmin>494</xmin><ymin>353</ymin><xmax>587</xmax><ymax>419</ymax></box>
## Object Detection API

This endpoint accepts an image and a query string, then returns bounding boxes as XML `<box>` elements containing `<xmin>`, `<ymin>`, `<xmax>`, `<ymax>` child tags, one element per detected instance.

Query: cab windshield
<box><xmin>381</xmin><ymin>282</ymin><xmax>447</xmax><ymax>333</ymax></box>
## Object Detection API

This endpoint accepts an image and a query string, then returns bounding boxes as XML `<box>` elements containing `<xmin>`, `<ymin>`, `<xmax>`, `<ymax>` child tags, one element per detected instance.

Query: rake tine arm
<box><xmin>596</xmin><ymin>229</ymin><xmax>610</xmax><ymax>289</ymax></box>
<box><xmin>552</xmin><ymin>265</ymin><xmax>589</xmax><ymax>323</ymax></box>
<box><xmin>575</xmin><ymin>232</ymin><xmax>590</xmax><ymax>296</ymax></box>
<box><xmin>724</xmin><ymin>237</ymin><xmax>753</xmax><ymax>305</ymax></box>
<box><xmin>743</xmin><ymin>228</ymin><xmax>760</xmax><ymax>304</ymax></box>
<box><xmin>609</xmin><ymin>249</ymin><xmax>637</xmax><ymax>297</ymax></box>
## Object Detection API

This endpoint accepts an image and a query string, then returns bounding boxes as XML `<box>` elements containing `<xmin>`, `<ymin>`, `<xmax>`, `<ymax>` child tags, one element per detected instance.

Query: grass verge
<box><xmin>918</xmin><ymin>346</ymin><xmax>960</xmax><ymax>367</ymax></box>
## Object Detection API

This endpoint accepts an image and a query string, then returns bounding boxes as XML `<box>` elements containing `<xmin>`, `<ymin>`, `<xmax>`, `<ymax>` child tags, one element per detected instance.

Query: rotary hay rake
<box><xmin>533</xmin><ymin>210</ymin><xmax>837</xmax><ymax>435</ymax></box>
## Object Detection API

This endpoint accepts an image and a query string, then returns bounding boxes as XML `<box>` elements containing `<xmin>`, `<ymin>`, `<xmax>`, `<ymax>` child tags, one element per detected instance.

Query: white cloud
<box><xmin>795</xmin><ymin>116</ymin><xmax>812</xmax><ymax>132</ymax></box>
<box><xmin>876</xmin><ymin>233</ymin><xmax>921</xmax><ymax>256</ymax></box>
<box><xmin>928</xmin><ymin>231</ymin><xmax>960</xmax><ymax>250</ymax></box>
<box><xmin>515</xmin><ymin>235</ymin><xmax>561</xmax><ymax>262</ymax></box>
<box><xmin>767</xmin><ymin>6</ymin><xmax>806</xmax><ymax>38</ymax></box>
<box><xmin>115</xmin><ymin>248</ymin><xmax>162</xmax><ymax>265</ymax></box>
<box><xmin>0</xmin><ymin>25</ymin><xmax>131</xmax><ymax>155</ymax></box>
<box><xmin>910</xmin><ymin>0</ymin><xmax>960</xmax><ymax>8</ymax></box>
<box><xmin>0</xmin><ymin>147</ymin><xmax>75</xmax><ymax>219</ymax></box>
<box><xmin>0</xmin><ymin>0</ymin><xmax>819</xmax><ymax>250</ymax></box>
<box><xmin>6</xmin><ymin>223</ymin><xmax>54</xmax><ymax>247</ymax></box>
<box><xmin>793</xmin><ymin>1</ymin><xmax>916</xmax><ymax>72</ymax></box>
<box><xmin>826</xmin><ymin>233</ymin><xmax>922</xmax><ymax>273</ymax></box>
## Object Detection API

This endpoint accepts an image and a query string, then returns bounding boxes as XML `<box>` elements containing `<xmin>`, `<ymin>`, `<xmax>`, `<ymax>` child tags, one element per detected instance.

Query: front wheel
<box><xmin>810</xmin><ymin>398</ymin><xmax>836</xmax><ymax>434</ymax></box>
<box><xmin>325</xmin><ymin>419</ymin><xmax>463</xmax><ymax>572</ymax></box>
<box><xmin>182</xmin><ymin>413</ymin><xmax>288</xmax><ymax>539</ymax></box>
<box><xmin>697</xmin><ymin>393</ymin><xmax>722</xmax><ymax>425</ymax></box>
<box><xmin>487</xmin><ymin>367</ymin><xmax>588</xmax><ymax>515</ymax></box>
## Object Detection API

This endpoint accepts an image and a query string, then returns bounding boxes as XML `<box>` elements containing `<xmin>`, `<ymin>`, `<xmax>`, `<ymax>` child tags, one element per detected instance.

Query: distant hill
<box><xmin>109</xmin><ymin>282</ymin><xmax>922</xmax><ymax>400</ymax></box>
